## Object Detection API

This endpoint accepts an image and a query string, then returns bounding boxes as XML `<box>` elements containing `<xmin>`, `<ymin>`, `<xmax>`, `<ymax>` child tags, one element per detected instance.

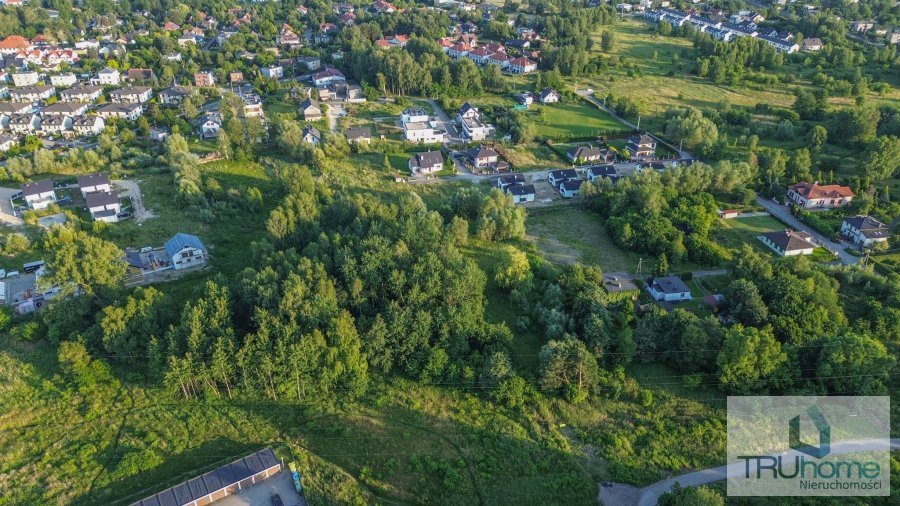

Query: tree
<box><xmin>653</xmin><ymin>252</ymin><xmax>669</xmax><ymax>277</ymax></box>
<box><xmin>41</xmin><ymin>227</ymin><xmax>127</xmax><ymax>296</ymax></box>
<box><xmin>665</xmin><ymin>108</ymin><xmax>718</xmax><ymax>151</ymax></box>
<box><xmin>476</xmin><ymin>189</ymin><xmax>526</xmax><ymax>241</ymax></box>
<box><xmin>99</xmin><ymin>287</ymin><xmax>164</xmax><ymax>357</ymax></box>
<box><xmin>786</xmin><ymin>148</ymin><xmax>812</xmax><ymax>182</ymax></box>
<box><xmin>723</xmin><ymin>280</ymin><xmax>768</xmax><ymax>327</ymax></box>
<box><xmin>717</xmin><ymin>325</ymin><xmax>787</xmax><ymax>394</ymax></box>
<box><xmin>817</xmin><ymin>333</ymin><xmax>895</xmax><ymax>394</ymax></box>
<box><xmin>861</xmin><ymin>136</ymin><xmax>900</xmax><ymax>182</ymax></box>
<box><xmin>600</xmin><ymin>30</ymin><xmax>616</xmax><ymax>51</ymax></box>
<box><xmin>806</xmin><ymin>125</ymin><xmax>828</xmax><ymax>153</ymax></box>
<box><xmin>494</xmin><ymin>245</ymin><xmax>532</xmax><ymax>289</ymax></box>
<box><xmin>3</xmin><ymin>233</ymin><xmax>30</xmax><ymax>255</ymax></box>
<box><xmin>540</xmin><ymin>338</ymin><xmax>601</xmax><ymax>403</ymax></box>
<box><xmin>831</xmin><ymin>107</ymin><xmax>880</xmax><ymax>146</ymax></box>
<box><xmin>659</xmin><ymin>484</ymin><xmax>724</xmax><ymax>506</ymax></box>
<box><xmin>217</xmin><ymin>130</ymin><xmax>232</xmax><ymax>160</ymax></box>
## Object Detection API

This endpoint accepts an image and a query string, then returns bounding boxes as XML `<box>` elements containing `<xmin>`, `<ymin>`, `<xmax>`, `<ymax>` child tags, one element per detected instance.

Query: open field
<box><xmin>709</xmin><ymin>215</ymin><xmax>787</xmax><ymax>253</ymax></box>
<box><xmin>528</xmin><ymin>102</ymin><xmax>629</xmax><ymax>140</ymax></box>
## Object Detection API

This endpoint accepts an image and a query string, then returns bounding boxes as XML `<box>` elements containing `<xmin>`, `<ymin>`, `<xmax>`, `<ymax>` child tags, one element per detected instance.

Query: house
<box><xmin>85</xmin><ymin>191</ymin><xmax>120</xmax><ymax>223</ymax></box>
<box><xmin>199</xmin><ymin>114</ymin><xmax>222</xmax><ymax>139</ymax></box>
<box><xmin>548</xmin><ymin>169</ymin><xmax>578</xmax><ymax>187</ymax></box>
<box><xmin>49</xmin><ymin>73</ymin><xmax>77</xmax><ymax>87</ymax></box>
<box><xmin>497</xmin><ymin>173</ymin><xmax>526</xmax><ymax>189</ymax></box>
<box><xmin>77</xmin><ymin>173</ymin><xmax>111</xmax><ymax>196</ymax></box>
<box><xmin>841</xmin><ymin>216</ymin><xmax>890</xmax><ymax>248</ymax></box>
<box><xmin>851</xmin><ymin>21</ymin><xmax>874</xmax><ymax>33</ymax></box>
<box><xmin>10</xmin><ymin>86</ymin><xmax>55</xmax><ymax>103</ymax></box>
<box><xmin>646</xmin><ymin>275</ymin><xmax>692</xmax><ymax>301</ymax></box>
<box><xmin>297</xmin><ymin>56</ymin><xmax>321</xmax><ymax>71</ymax></box>
<box><xmin>0</xmin><ymin>35</ymin><xmax>31</xmax><ymax>55</ymax></box>
<box><xmin>131</xmin><ymin>448</ymin><xmax>280</xmax><ymax>506</ymax></box>
<box><xmin>22</xmin><ymin>179</ymin><xmax>57</xmax><ymax>210</ymax></box>
<box><xmin>345</xmin><ymin>126</ymin><xmax>373</xmax><ymax>144</ymax></box>
<box><xmin>488</xmin><ymin>52</ymin><xmax>512</xmax><ymax>68</ymax></box>
<box><xmin>509</xmin><ymin>57</ymin><xmax>537</xmax><ymax>74</ymax></box>
<box><xmin>457</xmin><ymin>102</ymin><xmax>479</xmax><ymax>121</ymax></box>
<box><xmin>626</xmin><ymin>134</ymin><xmax>657</xmax><ymax>158</ymax></box>
<box><xmin>402</xmin><ymin>107</ymin><xmax>430</xmax><ymax>124</ymax></box>
<box><xmin>60</xmin><ymin>85</ymin><xmax>102</xmax><ymax>103</ymax></box>
<box><xmin>96</xmin><ymin>67</ymin><xmax>120</xmax><ymax>86</ymax></box>
<box><xmin>514</xmin><ymin>92</ymin><xmax>533</xmax><ymax>106</ymax></box>
<box><xmin>759</xmin><ymin>230</ymin><xmax>817</xmax><ymax>256</ymax></box>
<box><xmin>507</xmin><ymin>184</ymin><xmax>536</xmax><ymax>204</ymax></box>
<box><xmin>460</xmin><ymin>116</ymin><xmax>494</xmax><ymax>141</ymax></box>
<box><xmin>312</xmin><ymin>67</ymin><xmax>345</xmax><ymax>86</ymax></box>
<box><xmin>559</xmin><ymin>179</ymin><xmax>585</xmax><ymax>198</ymax></box>
<box><xmin>0</xmin><ymin>135</ymin><xmax>17</xmax><ymax>152</ymax></box>
<box><xmin>566</xmin><ymin>146</ymin><xmax>604</xmax><ymax>163</ymax></box>
<box><xmin>404</xmin><ymin>121</ymin><xmax>446</xmax><ymax>143</ymax></box>
<box><xmin>466</xmin><ymin>147</ymin><xmax>498</xmax><ymax>168</ymax></box>
<box><xmin>0</xmin><ymin>102</ymin><xmax>32</xmax><ymax>116</ymax></box>
<box><xmin>229</xmin><ymin>71</ymin><xmax>244</xmax><ymax>84</ymax></box>
<box><xmin>159</xmin><ymin>86</ymin><xmax>192</xmax><ymax>106</ymax></box>
<box><xmin>8</xmin><ymin>114</ymin><xmax>40</xmax><ymax>134</ymax></box>
<box><xmin>587</xmin><ymin>165</ymin><xmax>619</xmax><ymax>183</ymax></box>
<box><xmin>165</xmin><ymin>233</ymin><xmax>208</xmax><ymax>270</ymax></box>
<box><xmin>302</xmin><ymin>125</ymin><xmax>321</xmax><ymax>145</ymax></box>
<box><xmin>40</xmin><ymin>102</ymin><xmax>88</xmax><ymax>117</ymax></box>
<box><xmin>787</xmin><ymin>181</ymin><xmax>855</xmax><ymax>209</ymax></box>
<box><xmin>539</xmin><ymin>88</ymin><xmax>560</xmax><ymax>104</ymax></box>
<box><xmin>149</xmin><ymin>127</ymin><xmax>169</xmax><ymax>142</ymax></box>
<box><xmin>240</xmin><ymin>93</ymin><xmax>264</xmax><ymax>118</ymax></box>
<box><xmin>299</xmin><ymin>98</ymin><xmax>322</xmax><ymax>121</ymax></box>
<box><xmin>39</xmin><ymin>115</ymin><xmax>72</xmax><ymax>136</ymax></box>
<box><xmin>718</xmin><ymin>209</ymin><xmax>740</xmax><ymax>219</ymax></box>
<box><xmin>71</xmin><ymin>115</ymin><xmax>105</xmax><ymax>136</ymax></box>
<box><xmin>802</xmin><ymin>38</ymin><xmax>823</xmax><ymax>51</ymax></box>
<box><xmin>96</xmin><ymin>103</ymin><xmax>143</xmax><ymax>121</ymax></box>
<box><xmin>0</xmin><ymin>85</ymin><xmax>7</xmax><ymax>99</ymax></box>
<box><xmin>109</xmin><ymin>86</ymin><xmax>152</xmax><ymax>104</ymax></box>
<box><xmin>194</xmin><ymin>71</ymin><xmax>215</xmax><ymax>87</ymax></box>
<box><xmin>127</xmin><ymin>68</ymin><xmax>156</xmax><ymax>83</ymax></box>
<box><xmin>11</xmin><ymin>71</ymin><xmax>40</xmax><ymax>87</ymax></box>
<box><xmin>261</xmin><ymin>65</ymin><xmax>283</xmax><ymax>79</ymax></box>
<box><xmin>408</xmin><ymin>150</ymin><xmax>444</xmax><ymax>174</ymax></box>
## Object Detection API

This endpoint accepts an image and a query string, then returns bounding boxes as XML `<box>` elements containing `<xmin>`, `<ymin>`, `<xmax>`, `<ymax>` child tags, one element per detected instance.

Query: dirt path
<box><xmin>113</xmin><ymin>179</ymin><xmax>154</xmax><ymax>222</ymax></box>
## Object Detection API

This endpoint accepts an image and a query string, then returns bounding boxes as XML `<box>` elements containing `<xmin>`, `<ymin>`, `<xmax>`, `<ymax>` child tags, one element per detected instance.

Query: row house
<box><xmin>60</xmin><ymin>85</ymin><xmax>102</xmax><ymax>103</ymax></box>
<box><xmin>40</xmin><ymin>115</ymin><xmax>72</xmax><ymax>136</ymax></box>
<box><xmin>10</xmin><ymin>85</ymin><xmax>55</xmax><ymax>103</ymax></box>
<box><xmin>41</xmin><ymin>102</ymin><xmax>89</xmax><ymax>116</ymax></box>
<box><xmin>159</xmin><ymin>86</ymin><xmax>192</xmax><ymax>106</ymax></box>
<box><xmin>0</xmin><ymin>35</ymin><xmax>32</xmax><ymax>55</ymax></box>
<box><xmin>11</xmin><ymin>71</ymin><xmax>40</xmax><ymax>87</ymax></box>
<box><xmin>0</xmin><ymin>134</ymin><xmax>17</xmax><ymax>151</ymax></box>
<box><xmin>71</xmin><ymin>115</ymin><xmax>105</xmax><ymax>136</ymax></box>
<box><xmin>109</xmin><ymin>86</ymin><xmax>152</xmax><ymax>103</ymax></box>
<box><xmin>49</xmin><ymin>73</ymin><xmax>77</xmax><ymax>87</ymax></box>
<box><xmin>96</xmin><ymin>103</ymin><xmax>143</xmax><ymax>121</ymax></box>
<box><xmin>7</xmin><ymin>113</ymin><xmax>40</xmax><ymax>134</ymax></box>
<box><xmin>97</xmin><ymin>66</ymin><xmax>121</xmax><ymax>85</ymax></box>
<box><xmin>509</xmin><ymin>57</ymin><xmax>537</xmax><ymax>74</ymax></box>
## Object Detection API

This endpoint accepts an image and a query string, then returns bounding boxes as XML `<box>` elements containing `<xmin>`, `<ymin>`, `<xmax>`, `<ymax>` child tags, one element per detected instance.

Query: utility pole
<box><xmin>636</xmin><ymin>115</ymin><xmax>641</xmax><ymax>131</ymax></box>
<box><xmin>636</xmin><ymin>257</ymin><xmax>643</xmax><ymax>278</ymax></box>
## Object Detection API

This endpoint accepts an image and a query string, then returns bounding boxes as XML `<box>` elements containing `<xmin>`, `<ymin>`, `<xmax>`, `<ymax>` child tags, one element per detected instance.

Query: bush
<box><xmin>3</xmin><ymin>233</ymin><xmax>30</xmax><ymax>255</ymax></box>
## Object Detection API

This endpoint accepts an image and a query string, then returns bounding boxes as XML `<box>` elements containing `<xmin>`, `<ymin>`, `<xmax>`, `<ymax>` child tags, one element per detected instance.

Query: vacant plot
<box><xmin>710</xmin><ymin>215</ymin><xmax>787</xmax><ymax>253</ymax></box>
<box><xmin>529</xmin><ymin>102</ymin><xmax>628</xmax><ymax>140</ymax></box>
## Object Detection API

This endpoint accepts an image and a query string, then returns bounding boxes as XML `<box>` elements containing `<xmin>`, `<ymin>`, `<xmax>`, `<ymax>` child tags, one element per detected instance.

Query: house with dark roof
<box><xmin>468</xmin><ymin>146</ymin><xmax>500</xmax><ymax>168</ymax></box>
<box><xmin>408</xmin><ymin>150</ymin><xmax>444</xmax><ymax>174</ymax></box>
<box><xmin>559</xmin><ymin>178</ymin><xmax>585</xmax><ymax>198</ymax></box>
<box><xmin>538</xmin><ymin>88</ymin><xmax>560</xmax><ymax>104</ymax></box>
<box><xmin>548</xmin><ymin>169</ymin><xmax>578</xmax><ymax>187</ymax></box>
<box><xmin>787</xmin><ymin>181</ymin><xmax>855</xmax><ymax>209</ymax></box>
<box><xmin>626</xmin><ymin>134</ymin><xmax>656</xmax><ymax>158</ymax></box>
<box><xmin>497</xmin><ymin>173</ymin><xmax>526</xmax><ymax>189</ymax></box>
<box><xmin>587</xmin><ymin>165</ymin><xmax>618</xmax><ymax>183</ymax></box>
<box><xmin>566</xmin><ymin>146</ymin><xmax>603</xmax><ymax>163</ymax></box>
<box><xmin>302</xmin><ymin>125</ymin><xmax>321</xmax><ymax>145</ymax></box>
<box><xmin>506</xmin><ymin>184</ymin><xmax>535</xmax><ymax>204</ymax></box>
<box><xmin>299</xmin><ymin>98</ymin><xmax>322</xmax><ymax>121</ymax></box>
<box><xmin>759</xmin><ymin>230</ymin><xmax>817</xmax><ymax>256</ymax></box>
<box><xmin>86</xmin><ymin>191</ymin><xmax>120</xmax><ymax>223</ymax></box>
<box><xmin>130</xmin><ymin>448</ymin><xmax>280</xmax><ymax>506</ymax></box>
<box><xmin>647</xmin><ymin>275</ymin><xmax>692</xmax><ymax>301</ymax></box>
<box><xmin>345</xmin><ymin>126</ymin><xmax>373</xmax><ymax>144</ymax></box>
<box><xmin>22</xmin><ymin>179</ymin><xmax>56</xmax><ymax>210</ymax></box>
<box><xmin>159</xmin><ymin>86</ymin><xmax>192</xmax><ymax>106</ymax></box>
<box><xmin>77</xmin><ymin>173</ymin><xmax>110</xmax><ymax>196</ymax></box>
<box><xmin>841</xmin><ymin>216</ymin><xmax>890</xmax><ymax>247</ymax></box>
<box><xmin>164</xmin><ymin>233</ymin><xmax>207</xmax><ymax>270</ymax></box>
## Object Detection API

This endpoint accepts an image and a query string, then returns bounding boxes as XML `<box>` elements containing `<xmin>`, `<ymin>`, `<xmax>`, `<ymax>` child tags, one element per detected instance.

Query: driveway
<box><xmin>424</xmin><ymin>98</ymin><xmax>459</xmax><ymax>141</ymax></box>
<box><xmin>0</xmin><ymin>187</ymin><xmax>24</xmax><ymax>226</ymax></box>
<box><xmin>325</xmin><ymin>102</ymin><xmax>344</xmax><ymax>133</ymax></box>
<box><xmin>113</xmin><ymin>179</ymin><xmax>153</xmax><ymax>222</ymax></box>
<box><xmin>215</xmin><ymin>471</ymin><xmax>307</xmax><ymax>506</ymax></box>
<box><xmin>600</xmin><ymin>438</ymin><xmax>900</xmax><ymax>506</ymax></box>
<box><xmin>755</xmin><ymin>196</ymin><xmax>857</xmax><ymax>265</ymax></box>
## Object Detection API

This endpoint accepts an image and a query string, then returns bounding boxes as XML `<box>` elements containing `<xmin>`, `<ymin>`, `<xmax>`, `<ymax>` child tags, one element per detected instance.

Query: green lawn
<box><xmin>529</xmin><ymin>102</ymin><xmax>629</xmax><ymax>140</ymax></box>
<box><xmin>710</xmin><ymin>215</ymin><xmax>787</xmax><ymax>254</ymax></box>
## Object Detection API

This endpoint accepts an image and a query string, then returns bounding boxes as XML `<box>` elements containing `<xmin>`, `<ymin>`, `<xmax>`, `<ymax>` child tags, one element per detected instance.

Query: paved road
<box><xmin>755</xmin><ymin>197</ymin><xmax>857</xmax><ymax>265</ymax></box>
<box><xmin>604</xmin><ymin>438</ymin><xmax>900</xmax><ymax>506</ymax></box>
<box><xmin>0</xmin><ymin>187</ymin><xmax>24</xmax><ymax>226</ymax></box>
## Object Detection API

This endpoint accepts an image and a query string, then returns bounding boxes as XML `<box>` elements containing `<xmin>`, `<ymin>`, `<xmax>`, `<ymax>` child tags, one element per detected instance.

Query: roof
<box><xmin>843</xmin><ymin>215</ymin><xmax>890</xmax><ymax>239</ymax></box>
<box><xmin>628</xmin><ymin>134</ymin><xmax>655</xmax><ymax>146</ymax></box>
<box><xmin>78</xmin><ymin>172</ymin><xmax>110</xmax><ymax>189</ymax></box>
<box><xmin>345</xmin><ymin>126</ymin><xmax>372</xmax><ymax>139</ymax></box>
<box><xmin>110</xmin><ymin>86</ymin><xmax>151</xmax><ymax>96</ymax></box>
<box><xmin>41</xmin><ymin>102</ymin><xmax>85</xmax><ymax>114</ymax></box>
<box><xmin>0</xmin><ymin>35</ymin><xmax>30</xmax><ymax>50</ymax></box>
<box><xmin>507</xmin><ymin>184</ymin><xmax>535</xmax><ymax>196</ymax></box>
<box><xmin>98</xmin><ymin>103</ymin><xmax>142</xmax><ymax>113</ymax></box>
<box><xmin>651</xmin><ymin>275</ymin><xmax>690</xmax><ymax>294</ymax></box>
<box><xmin>761</xmin><ymin>230</ymin><xmax>816</xmax><ymax>252</ymax></box>
<box><xmin>299</xmin><ymin>98</ymin><xmax>320</xmax><ymax>110</ymax></box>
<box><xmin>131</xmin><ymin>448</ymin><xmax>278</xmax><ymax>506</ymax></box>
<box><xmin>559</xmin><ymin>179</ymin><xmax>585</xmax><ymax>191</ymax></box>
<box><xmin>470</xmin><ymin>146</ymin><xmax>499</xmax><ymax>159</ymax></box>
<box><xmin>161</xmin><ymin>86</ymin><xmax>191</xmax><ymax>97</ymax></box>
<box><xmin>789</xmin><ymin>181</ymin><xmax>855</xmax><ymax>200</ymax></box>
<box><xmin>588</xmin><ymin>165</ymin><xmax>617</xmax><ymax>178</ymax></box>
<box><xmin>499</xmin><ymin>174</ymin><xmax>525</xmax><ymax>185</ymax></box>
<box><xmin>549</xmin><ymin>169</ymin><xmax>578</xmax><ymax>179</ymax></box>
<box><xmin>458</xmin><ymin>102</ymin><xmax>477</xmax><ymax>115</ymax></box>
<box><xmin>86</xmin><ymin>191</ymin><xmax>118</xmax><ymax>208</ymax></box>
<box><xmin>62</xmin><ymin>85</ymin><xmax>102</xmax><ymax>96</ymax></box>
<box><xmin>302</xmin><ymin>124</ymin><xmax>321</xmax><ymax>139</ymax></box>
<box><xmin>22</xmin><ymin>179</ymin><xmax>54</xmax><ymax>196</ymax></box>
<box><xmin>165</xmin><ymin>233</ymin><xmax>205</xmax><ymax>258</ymax></box>
<box><xmin>411</xmin><ymin>150</ymin><xmax>444</xmax><ymax>167</ymax></box>
<box><xmin>568</xmin><ymin>146</ymin><xmax>602</xmax><ymax>159</ymax></box>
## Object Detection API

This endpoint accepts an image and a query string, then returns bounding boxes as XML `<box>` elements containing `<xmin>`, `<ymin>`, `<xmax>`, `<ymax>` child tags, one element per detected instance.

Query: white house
<box><xmin>759</xmin><ymin>230</ymin><xmax>816</xmax><ymax>256</ymax></box>
<box><xmin>86</xmin><ymin>191</ymin><xmax>121</xmax><ymax>222</ymax></box>
<box><xmin>0</xmin><ymin>135</ymin><xmax>17</xmax><ymax>152</ymax></box>
<box><xmin>408</xmin><ymin>151</ymin><xmax>444</xmax><ymax>174</ymax></box>
<box><xmin>311</xmin><ymin>67</ymin><xmax>345</xmax><ymax>86</ymax></box>
<box><xmin>159</xmin><ymin>86</ymin><xmax>192</xmax><ymax>106</ymax></box>
<box><xmin>199</xmin><ymin>114</ymin><xmax>222</xmax><ymax>139</ymax></box>
<box><xmin>261</xmin><ymin>66</ymin><xmax>284</xmax><ymax>79</ymax></box>
<box><xmin>39</xmin><ymin>115</ymin><xmax>72</xmax><ymax>136</ymax></box>
<box><xmin>539</xmin><ymin>88</ymin><xmax>560</xmax><ymax>104</ymax></box>
<box><xmin>646</xmin><ymin>275</ymin><xmax>692</xmax><ymax>301</ymax></box>
<box><xmin>787</xmin><ymin>181</ymin><xmax>855</xmax><ymax>209</ymax></box>
<box><xmin>10</xmin><ymin>85</ymin><xmax>55</xmax><ymax>103</ymax></box>
<box><xmin>302</xmin><ymin>125</ymin><xmax>322</xmax><ymax>145</ymax></box>
<box><xmin>403</xmin><ymin>121</ymin><xmax>446</xmax><ymax>143</ymax></box>
<box><xmin>548</xmin><ymin>169</ymin><xmax>578</xmax><ymax>187</ymax></box>
<box><xmin>22</xmin><ymin>179</ymin><xmax>57</xmax><ymax>210</ymax></box>
<box><xmin>11</xmin><ymin>71</ymin><xmax>40</xmax><ymax>87</ymax></box>
<box><xmin>469</xmin><ymin>146</ymin><xmax>500</xmax><ymax>168</ymax></box>
<box><xmin>506</xmin><ymin>184</ymin><xmax>535</xmax><ymax>204</ymax></box>
<box><xmin>8</xmin><ymin>114</ymin><xmax>40</xmax><ymax>134</ymax></box>
<box><xmin>77</xmin><ymin>173</ymin><xmax>111</xmax><ymax>196</ymax></box>
<box><xmin>40</xmin><ymin>102</ymin><xmax>89</xmax><ymax>116</ymax></box>
<box><xmin>71</xmin><ymin>115</ymin><xmax>105</xmax><ymax>136</ymax></box>
<box><xmin>509</xmin><ymin>57</ymin><xmax>537</xmax><ymax>74</ymax></box>
<box><xmin>97</xmin><ymin>67</ymin><xmax>121</xmax><ymax>86</ymax></box>
<box><xmin>60</xmin><ymin>85</ymin><xmax>102</xmax><ymax>103</ymax></box>
<box><xmin>559</xmin><ymin>179</ymin><xmax>585</xmax><ymax>198</ymax></box>
<box><xmin>109</xmin><ymin>86</ymin><xmax>152</xmax><ymax>103</ymax></box>
<box><xmin>96</xmin><ymin>103</ymin><xmax>143</xmax><ymax>121</ymax></box>
<box><xmin>401</xmin><ymin>107</ymin><xmax>430</xmax><ymax>124</ymax></box>
<box><xmin>49</xmin><ymin>73</ymin><xmax>77</xmax><ymax>87</ymax></box>
<box><xmin>841</xmin><ymin>216</ymin><xmax>890</xmax><ymax>248</ymax></box>
<box><xmin>165</xmin><ymin>233</ymin><xmax>207</xmax><ymax>270</ymax></box>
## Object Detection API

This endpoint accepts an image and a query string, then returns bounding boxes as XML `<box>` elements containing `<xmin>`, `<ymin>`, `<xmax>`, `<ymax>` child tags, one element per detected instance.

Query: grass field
<box><xmin>710</xmin><ymin>215</ymin><xmax>788</xmax><ymax>253</ymax></box>
<box><xmin>528</xmin><ymin>102</ymin><xmax>629</xmax><ymax>140</ymax></box>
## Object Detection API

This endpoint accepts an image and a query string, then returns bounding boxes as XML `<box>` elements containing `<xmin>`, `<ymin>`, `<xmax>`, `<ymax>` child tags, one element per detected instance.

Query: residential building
<box><xmin>841</xmin><ymin>216</ymin><xmax>890</xmax><ymax>247</ymax></box>
<box><xmin>787</xmin><ymin>181</ymin><xmax>855</xmax><ymax>209</ymax></box>
<box><xmin>311</xmin><ymin>67</ymin><xmax>345</xmax><ymax>86</ymax></box>
<box><xmin>96</xmin><ymin>103</ymin><xmax>143</xmax><ymax>121</ymax></box>
<box><xmin>22</xmin><ymin>179</ymin><xmax>57</xmax><ymax>209</ymax></box>
<box><xmin>460</xmin><ymin>116</ymin><xmax>494</xmax><ymax>140</ymax></box>
<box><xmin>86</xmin><ymin>191</ymin><xmax>120</xmax><ymax>222</ymax></box>
<box><xmin>11</xmin><ymin>71</ymin><xmax>40</xmax><ymax>87</ymax></box>
<box><xmin>302</xmin><ymin>124</ymin><xmax>321</xmax><ymax>145</ymax></box>
<box><xmin>159</xmin><ymin>86</ymin><xmax>192</xmax><ymax>106</ymax></box>
<box><xmin>0</xmin><ymin>135</ymin><xmax>17</xmax><ymax>152</ymax></box>
<box><xmin>497</xmin><ymin>174</ymin><xmax>526</xmax><ymax>189</ymax></box>
<box><xmin>77</xmin><ymin>173</ymin><xmax>111</xmax><ymax>196</ymax></box>
<box><xmin>0</xmin><ymin>35</ymin><xmax>32</xmax><ymax>55</ymax></box>
<box><xmin>49</xmin><ymin>73</ymin><xmax>77</xmax><ymax>87</ymax></box>
<box><xmin>299</xmin><ymin>98</ymin><xmax>322</xmax><ymax>121</ymax></box>
<box><xmin>40</xmin><ymin>102</ymin><xmax>88</xmax><ymax>117</ymax></box>
<box><xmin>39</xmin><ymin>115</ymin><xmax>72</xmax><ymax>136</ymax></box>
<box><xmin>802</xmin><ymin>38</ymin><xmax>824</xmax><ymax>51</ymax></box>
<box><xmin>759</xmin><ymin>230</ymin><xmax>817</xmax><ymax>256</ymax></box>
<box><xmin>506</xmin><ymin>184</ymin><xmax>535</xmax><ymax>204</ymax></box>
<box><xmin>127</xmin><ymin>68</ymin><xmax>156</xmax><ymax>83</ymax></box>
<box><xmin>297</xmin><ymin>56</ymin><xmax>321</xmax><ymax>71</ymax></box>
<box><xmin>509</xmin><ymin>57</ymin><xmax>537</xmax><ymax>74</ymax></box>
<box><xmin>345</xmin><ymin>126</ymin><xmax>373</xmax><ymax>144</ymax></box>
<box><xmin>97</xmin><ymin>67</ymin><xmax>121</xmax><ymax>86</ymax></box>
<box><xmin>165</xmin><ymin>233</ymin><xmax>208</xmax><ymax>270</ymax></box>
<box><xmin>559</xmin><ymin>179</ymin><xmax>585</xmax><ymax>198</ymax></box>
<box><xmin>469</xmin><ymin>146</ymin><xmax>500</xmax><ymax>168</ymax></box>
<box><xmin>566</xmin><ymin>146</ymin><xmax>604</xmax><ymax>163</ymax></box>
<box><xmin>403</xmin><ymin>121</ymin><xmax>446</xmax><ymax>143</ymax></box>
<box><xmin>408</xmin><ymin>151</ymin><xmax>444</xmax><ymax>174</ymax></box>
<box><xmin>199</xmin><ymin>114</ymin><xmax>222</xmax><ymax>139</ymax></box>
<box><xmin>71</xmin><ymin>115</ymin><xmax>105</xmax><ymax>136</ymax></box>
<box><xmin>402</xmin><ymin>107</ymin><xmax>430</xmax><ymax>124</ymax></box>
<box><xmin>10</xmin><ymin>85</ymin><xmax>55</xmax><ymax>103</ymax></box>
<box><xmin>8</xmin><ymin>114</ymin><xmax>39</xmax><ymax>134</ymax></box>
<box><xmin>647</xmin><ymin>275</ymin><xmax>692</xmax><ymax>301</ymax></box>
<box><xmin>626</xmin><ymin>134</ymin><xmax>657</xmax><ymax>158</ymax></box>
<box><xmin>149</xmin><ymin>127</ymin><xmax>169</xmax><ymax>142</ymax></box>
<box><xmin>109</xmin><ymin>86</ymin><xmax>152</xmax><ymax>104</ymax></box>
<box><xmin>539</xmin><ymin>88</ymin><xmax>560</xmax><ymax>104</ymax></box>
<box><xmin>240</xmin><ymin>93</ymin><xmax>264</xmax><ymax>118</ymax></box>
<box><xmin>60</xmin><ymin>85</ymin><xmax>102</xmax><ymax>103</ymax></box>
<box><xmin>587</xmin><ymin>165</ymin><xmax>619</xmax><ymax>183</ymax></box>
<box><xmin>229</xmin><ymin>71</ymin><xmax>244</xmax><ymax>84</ymax></box>
<box><xmin>194</xmin><ymin>71</ymin><xmax>216</xmax><ymax>87</ymax></box>
<box><xmin>0</xmin><ymin>102</ymin><xmax>32</xmax><ymax>116</ymax></box>
<box><xmin>261</xmin><ymin>65</ymin><xmax>284</xmax><ymax>79</ymax></box>
<box><xmin>548</xmin><ymin>169</ymin><xmax>578</xmax><ymax>187</ymax></box>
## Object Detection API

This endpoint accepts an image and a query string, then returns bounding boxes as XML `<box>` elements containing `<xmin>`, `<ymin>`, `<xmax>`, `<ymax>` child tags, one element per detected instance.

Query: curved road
<box><xmin>755</xmin><ymin>196</ymin><xmax>858</xmax><ymax>265</ymax></box>
<box><xmin>600</xmin><ymin>438</ymin><xmax>899</xmax><ymax>506</ymax></box>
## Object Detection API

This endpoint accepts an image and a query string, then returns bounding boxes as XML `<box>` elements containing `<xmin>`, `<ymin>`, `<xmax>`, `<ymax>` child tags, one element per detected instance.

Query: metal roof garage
<box><xmin>131</xmin><ymin>447</ymin><xmax>281</xmax><ymax>506</ymax></box>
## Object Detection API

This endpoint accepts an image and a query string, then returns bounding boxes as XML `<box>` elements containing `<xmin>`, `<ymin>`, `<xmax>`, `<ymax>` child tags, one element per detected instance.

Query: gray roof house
<box><xmin>647</xmin><ymin>275</ymin><xmax>692</xmax><ymax>302</ymax></box>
